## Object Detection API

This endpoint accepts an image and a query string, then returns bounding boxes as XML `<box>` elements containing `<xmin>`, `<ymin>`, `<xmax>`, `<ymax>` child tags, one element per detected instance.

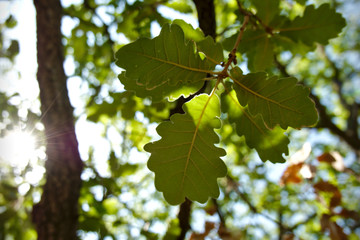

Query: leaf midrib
<box><xmin>232</xmin><ymin>77</ymin><xmax>301</xmax><ymax>114</ymax></box>
<box><xmin>133</xmin><ymin>51</ymin><xmax>216</xmax><ymax>75</ymax></box>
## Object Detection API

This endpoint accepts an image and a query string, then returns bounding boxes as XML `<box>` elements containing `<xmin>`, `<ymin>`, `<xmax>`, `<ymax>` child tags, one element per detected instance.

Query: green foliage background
<box><xmin>1</xmin><ymin>0</ymin><xmax>360</xmax><ymax>239</ymax></box>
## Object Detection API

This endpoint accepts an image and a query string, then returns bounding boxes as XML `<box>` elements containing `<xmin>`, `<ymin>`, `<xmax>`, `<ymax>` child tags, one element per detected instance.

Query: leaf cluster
<box><xmin>115</xmin><ymin>16</ymin><xmax>327</xmax><ymax>204</ymax></box>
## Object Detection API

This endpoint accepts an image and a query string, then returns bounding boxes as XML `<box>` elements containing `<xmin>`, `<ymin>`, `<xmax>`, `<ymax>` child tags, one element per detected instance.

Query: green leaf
<box><xmin>172</xmin><ymin>19</ymin><xmax>205</xmax><ymax>42</ymax></box>
<box><xmin>197</xmin><ymin>36</ymin><xmax>224</xmax><ymax>65</ymax></box>
<box><xmin>145</xmin><ymin>94</ymin><xmax>227</xmax><ymax>205</ymax></box>
<box><xmin>115</xmin><ymin>23</ymin><xmax>215</xmax><ymax>90</ymax></box>
<box><xmin>278</xmin><ymin>4</ymin><xmax>346</xmax><ymax>46</ymax></box>
<box><xmin>250</xmin><ymin>35</ymin><xmax>274</xmax><ymax>71</ymax></box>
<box><xmin>165</xmin><ymin>2</ymin><xmax>193</xmax><ymax>14</ymax></box>
<box><xmin>222</xmin><ymin>85</ymin><xmax>289</xmax><ymax>163</ymax></box>
<box><xmin>252</xmin><ymin>0</ymin><xmax>280</xmax><ymax>25</ymax></box>
<box><xmin>118</xmin><ymin>72</ymin><xmax>203</xmax><ymax>102</ymax></box>
<box><xmin>231</xmin><ymin>70</ymin><xmax>318</xmax><ymax>129</ymax></box>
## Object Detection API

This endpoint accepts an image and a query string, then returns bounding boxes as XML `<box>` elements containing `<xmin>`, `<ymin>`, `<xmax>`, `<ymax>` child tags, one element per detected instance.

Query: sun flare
<box><xmin>0</xmin><ymin>130</ymin><xmax>37</xmax><ymax>167</ymax></box>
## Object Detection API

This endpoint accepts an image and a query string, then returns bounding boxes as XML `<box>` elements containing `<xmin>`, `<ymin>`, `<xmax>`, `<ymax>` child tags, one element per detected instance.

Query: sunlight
<box><xmin>0</xmin><ymin>130</ymin><xmax>37</xmax><ymax>168</ymax></box>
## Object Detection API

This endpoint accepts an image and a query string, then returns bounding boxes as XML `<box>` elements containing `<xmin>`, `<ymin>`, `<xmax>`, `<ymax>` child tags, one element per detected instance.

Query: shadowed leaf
<box><xmin>231</xmin><ymin>71</ymin><xmax>318</xmax><ymax>129</ymax></box>
<box><xmin>222</xmin><ymin>85</ymin><xmax>289</xmax><ymax>163</ymax></box>
<box><xmin>279</xmin><ymin>4</ymin><xmax>346</xmax><ymax>46</ymax></box>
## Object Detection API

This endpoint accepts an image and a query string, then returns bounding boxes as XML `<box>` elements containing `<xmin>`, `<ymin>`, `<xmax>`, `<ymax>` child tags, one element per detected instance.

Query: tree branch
<box><xmin>226</xmin><ymin>176</ymin><xmax>280</xmax><ymax>225</ymax></box>
<box><xmin>235</xmin><ymin>0</ymin><xmax>273</xmax><ymax>34</ymax></box>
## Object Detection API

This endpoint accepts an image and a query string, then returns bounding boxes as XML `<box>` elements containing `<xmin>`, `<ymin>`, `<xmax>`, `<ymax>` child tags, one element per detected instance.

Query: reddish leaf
<box><xmin>282</xmin><ymin>233</ymin><xmax>295</xmax><ymax>240</ymax></box>
<box><xmin>280</xmin><ymin>163</ymin><xmax>304</xmax><ymax>185</ymax></box>
<box><xmin>338</xmin><ymin>208</ymin><xmax>360</xmax><ymax>220</ymax></box>
<box><xmin>318</xmin><ymin>153</ymin><xmax>336</xmax><ymax>163</ymax></box>
<box><xmin>317</xmin><ymin>152</ymin><xmax>345</xmax><ymax>171</ymax></box>
<box><xmin>320</xmin><ymin>214</ymin><xmax>348</xmax><ymax>240</ymax></box>
<box><xmin>190</xmin><ymin>221</ymin><xmax>216</xmax><ymax>239</ymax></box>
<box><xmin>330</xmin><ymin>190</ymin><xmax>342</xmax><ymax>208</ymax></box>
<box><xmin>313</xmin><ymin>181</ymin><xmax>338</xmax><ymax>193</ymax></box>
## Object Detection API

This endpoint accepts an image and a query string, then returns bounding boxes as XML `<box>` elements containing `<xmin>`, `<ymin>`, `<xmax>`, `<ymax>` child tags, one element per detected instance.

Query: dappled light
<box><xmin>1</xmin><ymin>0</ymin><xmax>360</xmax><ymax>239</ymax></box>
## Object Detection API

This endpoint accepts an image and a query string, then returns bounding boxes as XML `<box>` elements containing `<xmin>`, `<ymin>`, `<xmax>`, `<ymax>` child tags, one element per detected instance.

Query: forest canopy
<box><xmin>0</xmin><ymin>0</ymin><xmax>359</xmax><ymax>239</ymax></box>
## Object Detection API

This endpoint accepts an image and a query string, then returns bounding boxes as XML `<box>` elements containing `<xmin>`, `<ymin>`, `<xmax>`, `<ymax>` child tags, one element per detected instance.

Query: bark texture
<box><xmin>32</xmin><ymin>0</ymin><xmax>83</xmax><ymax>239</ymax></box>
<box><xmin>192</xmin><ymin>0</ymin><xmax>217</xmax><ymax>38</ymax></box>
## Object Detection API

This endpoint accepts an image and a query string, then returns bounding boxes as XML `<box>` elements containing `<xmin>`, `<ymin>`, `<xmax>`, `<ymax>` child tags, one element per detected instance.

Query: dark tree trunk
<box><xmin>32</xmin><ymin>0</ymin><xmax>83</xmax><ymax>239</ymax></box>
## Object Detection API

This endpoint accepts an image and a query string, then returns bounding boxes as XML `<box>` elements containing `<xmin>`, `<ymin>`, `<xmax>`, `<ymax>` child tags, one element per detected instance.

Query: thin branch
<box><xmin>212</xmin><ymin>199</ymin><xmax>226</xmax><ymax>226</ymax></box>
<box><xmin>235</xmin><ymin>0</ymin><xmax>273</xmax><ymax>34</ymax></box>
<box><xmin>226</xmin><ymin>176</ymin><xmax>281</xmax><ymax>225</ymax></box>
<box><xmin>318</xmin><ymin>45</ymin><xmax>350</xmax><ymax>110</ymax></box>
<box><xmin>221</xmin><ymin>15</ymin><xmax>250</xmax><ymax>77</ymax></box>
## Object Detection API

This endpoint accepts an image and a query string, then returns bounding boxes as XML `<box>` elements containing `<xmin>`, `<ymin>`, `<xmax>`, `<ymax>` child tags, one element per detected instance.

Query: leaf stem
<box><xmin>221</xmin><ymin>15</ymin><xmax>250</xmax><ymax>77</ymax></box>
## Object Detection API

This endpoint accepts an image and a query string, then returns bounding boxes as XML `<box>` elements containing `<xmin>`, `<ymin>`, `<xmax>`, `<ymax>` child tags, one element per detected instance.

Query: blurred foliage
<box><xmin>1</xmin><ymin>0</ymin><xmax>360</xmax><ymax>239</ymax></box>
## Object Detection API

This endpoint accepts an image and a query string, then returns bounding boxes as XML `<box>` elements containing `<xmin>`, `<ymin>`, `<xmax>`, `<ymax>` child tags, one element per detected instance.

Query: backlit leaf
<box><xmin>252</xmin><ymin>0</ymin><xmax>280</xmax><ymax>25</ymax></box>
<box><xmin>118</xmin><ymin>72</ymin><xmax>203</xmax><ymax>102</ymax></box>
<box><xmin>222</xmin><ymin>85</ymin><xmax>289</xmax><ymax>163</ymax></box>
<box><xmin>145</xmin><ymin>94</ymin><xmax>227</xmax><ymax>205</ymax></box>
<box><xmin>197</xmin><ymin>36</ymin><xmax>224</xmax><ymax>66</ymax></box>
<box><xmin>172</xmin><ymin>19</ymin><xmax>205</xmax><ymax>42</ymax></box>
<box><xmin>278</xmin><ymin>4</ymin><xmax>346</xmax><ymax>46</ymax></box>
<box><xmin>250</xmin><ymin>35</ymin><xmax>274</xmax><ymax>71</ymax></box>
<box><xmin>115</xmin><ymin>24</ymin><xmax>215</xmax><ymax>91</ymax></box>
<box><xmin>231</xmin><ymin>71</ymin><xmax>318</xmax><ymax>129</ymax></box>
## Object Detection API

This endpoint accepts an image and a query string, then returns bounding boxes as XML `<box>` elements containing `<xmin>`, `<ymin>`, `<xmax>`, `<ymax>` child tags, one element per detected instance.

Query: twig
<box><xmin>319</xmin><ymin>46</ymin><xmax>360</xmax><ymax>141</ymax></box>
<box><xmin>226</xmin><ymin>176</ymin><xmax>281</xmax><ymax>225</ymax></box>
<box><xmin>235</xmin><ymin>0</ymin><xmax>273</xmax><ymax>34</ymax></box>
<box><xmin>221</xmin><ymin>15</ymin><xmax>250</xmax><ymax>77</ymax></box>
<box><xmin>212</xmin><ymin>199</ymin><xmax>226</xmax><ymax>226</ymax></box>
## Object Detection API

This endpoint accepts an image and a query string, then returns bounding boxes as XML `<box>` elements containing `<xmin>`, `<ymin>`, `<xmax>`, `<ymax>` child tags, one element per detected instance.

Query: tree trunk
<box><xmin>32</xmin><ymin>0</ymin><xmax>83</xmax><ymax>239</ymax></box>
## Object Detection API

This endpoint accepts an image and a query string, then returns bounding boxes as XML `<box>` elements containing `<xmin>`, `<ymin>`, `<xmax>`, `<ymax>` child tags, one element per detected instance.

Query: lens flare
<box><xmin>0</xmin><ymin>130</ymin><xmax>37</xmax><ymax>168</ymax></box>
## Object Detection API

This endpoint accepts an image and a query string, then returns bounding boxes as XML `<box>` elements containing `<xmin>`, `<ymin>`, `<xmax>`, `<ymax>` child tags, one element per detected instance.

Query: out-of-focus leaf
<box><xmin>252</xmin><ymin>0</ymin><xmax>280</xmax><ymax>25</ymax></box>
<box><xmin>165</xmin><ymin>1</ymin><xmax>193</xmax><ymax>14</ymax></box>
<box><xmin>320</xmin><ymin>214</ymin><xmax>348</xmax><ymax>240</ymax></box>
<box><xmin>5</xmin><ymin>15</ymin><xmax>17</xmax><ymax>29</ymax></box>
<box><xmin>317</xmin><ymin>152</ymin><xmax>345</xmax><ymax>171</ymax></box>
<box><xmin>172</xmin><ymin>19</ymin><xmax>205</xmax><ymax>42</ymax></box>
<box><xmin>103</xmin><ymin>197</ymin><xmax>120</xmax><ymax>215</ymax></box>
<box><xmin>78</xmin><ymin>217</ymin><xmax>101</xmax><ymax>232</ymax></box>
<box><xmin>280</xmin><ymin>163</ymin><xmax>304</xmax><ymax>185</ymax></box>
<box><xmin>314</xmin><ymin>181</ymin><xmax>342</xmax><ymax>209</ymax></box>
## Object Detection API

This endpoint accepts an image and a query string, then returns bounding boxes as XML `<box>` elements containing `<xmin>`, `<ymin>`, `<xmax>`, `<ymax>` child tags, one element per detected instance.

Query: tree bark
<box><xmin>32</xmin><ymin>0</ymin><xmax>83</xmax><ymax>239</ymax></box>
